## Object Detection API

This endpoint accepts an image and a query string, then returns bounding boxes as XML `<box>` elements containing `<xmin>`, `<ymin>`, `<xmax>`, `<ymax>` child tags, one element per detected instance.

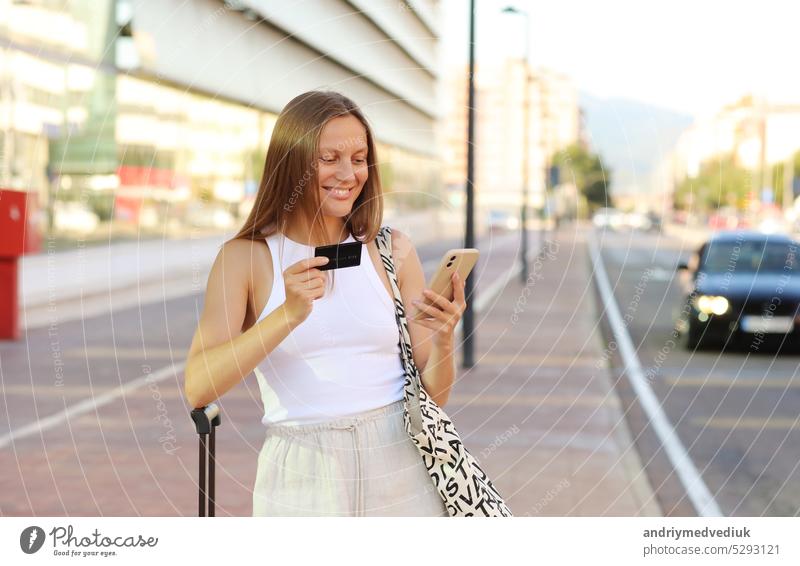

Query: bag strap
<box><xmin>375</xmin><ymin>226</ymin><xmax>424</xmax><ymax>435</ymax></box>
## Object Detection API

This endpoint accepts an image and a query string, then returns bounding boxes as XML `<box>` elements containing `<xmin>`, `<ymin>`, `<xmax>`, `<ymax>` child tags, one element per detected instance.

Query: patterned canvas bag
<box><xmin>375</xmin><ymin>226</ymin><xmax>513</xmax><ymax>517</ymax></box>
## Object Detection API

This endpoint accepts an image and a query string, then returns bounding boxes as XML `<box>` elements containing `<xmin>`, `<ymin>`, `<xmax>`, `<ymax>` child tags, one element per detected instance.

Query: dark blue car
<box><xmin>677</xmin><ymin>231</ymin><xmax>800</xmax><ymax>350</ymax></box>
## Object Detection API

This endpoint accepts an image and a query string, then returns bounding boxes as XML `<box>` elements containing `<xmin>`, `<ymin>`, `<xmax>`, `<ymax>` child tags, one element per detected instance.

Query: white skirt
<box><xmin>252</xmin><ymin>398</ymin><xmax>448</xmax><ymax>516</ymax></box>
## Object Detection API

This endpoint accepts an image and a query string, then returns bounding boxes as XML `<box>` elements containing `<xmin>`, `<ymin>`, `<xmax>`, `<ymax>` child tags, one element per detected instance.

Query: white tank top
<box><xmin>252</xmin><ymin>231</ymin><xmax>405</xmax><ymax>426</ymax></box>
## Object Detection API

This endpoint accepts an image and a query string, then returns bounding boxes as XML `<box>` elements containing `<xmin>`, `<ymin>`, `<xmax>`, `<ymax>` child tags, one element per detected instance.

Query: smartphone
<box><xmin>412</xmin><ymin>248</ymin><xmax>479</xmax><ymax>319</ymax></box>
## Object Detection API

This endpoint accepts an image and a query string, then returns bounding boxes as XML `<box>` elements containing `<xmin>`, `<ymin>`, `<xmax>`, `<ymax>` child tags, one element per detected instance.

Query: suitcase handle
<box><xmin>191</xmin><ymin>404</ymin><xmax>220</xmax><ymax>433</ymax></box>
<box><xmin>190</xmin><ymin>404</ymin><xmax>221</xmax><ymax>517</ymax></box>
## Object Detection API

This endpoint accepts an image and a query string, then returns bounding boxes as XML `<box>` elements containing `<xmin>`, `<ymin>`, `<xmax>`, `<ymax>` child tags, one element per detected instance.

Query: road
<box><xmin>595</xmin><ymin>227</ymin><xmax>800</xmax><ymax>516</ymax></box>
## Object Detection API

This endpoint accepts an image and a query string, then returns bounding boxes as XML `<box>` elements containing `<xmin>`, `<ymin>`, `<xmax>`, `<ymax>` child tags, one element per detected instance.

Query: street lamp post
<box><xmin>462</xmin><ymin>0</ymin><xmax>477</xmax><ymax>369</ymax></box>
<box><xmin>502</xmin><ymin>6</ymin><xmax>531</xmax><ymax>284</ymax></box>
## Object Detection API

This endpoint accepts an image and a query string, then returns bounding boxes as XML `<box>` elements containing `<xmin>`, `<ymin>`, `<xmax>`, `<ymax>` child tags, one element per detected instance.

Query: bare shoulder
<box><xmin>221</xmin><ymin>236</ymin><xmax>264</xmax><ymax>253</ymax></box>
<box><xmin>209</xmin><ymin>237</ymin><xmax>272</xmax><ymax>293</ymax></box>
<box><xmin>214</xmin><ymin>237</ymin><xmax>263</xmax><ymax>273</ymax></box>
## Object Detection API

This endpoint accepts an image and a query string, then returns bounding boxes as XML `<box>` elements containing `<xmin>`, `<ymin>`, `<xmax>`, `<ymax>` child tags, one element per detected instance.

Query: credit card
<box><xmin>314</xmin><ymin>240</ymin><xmax>362</xmax><ymax>271</ymax></box>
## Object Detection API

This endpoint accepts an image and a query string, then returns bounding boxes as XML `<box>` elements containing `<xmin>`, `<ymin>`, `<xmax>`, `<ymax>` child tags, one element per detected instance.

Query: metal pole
<box><xmin>463</xmin><ymin>0</ymin><xmax>477</xmax><ymax>369</ymax></box>
<box><xmin>502</xmin><ymin>6</ymin><xmax>533</xmax><ymax>282</ymax></box>
<box><xmin>521</xmin><ymin>11</ymin><xmax>531</xmax><ymax>284</ymax></box>
<box><xmin>208</xmin><ymin>425</ymin><xmax>216</xmax><ymax>517</ymax></box>
<box><xmin>784</xmin><ymin>156</ymin><xmax>793</xmax><ymax>214</ymax></box>
<box><xmin>198</xmin><ymin>434</ymin><xmax>207</xmax><ymax>517</ymax></box>
<box><xmin>758</xmin><ymin>96</ymin><xmax>767</xmax><ymax>215</ymax></box>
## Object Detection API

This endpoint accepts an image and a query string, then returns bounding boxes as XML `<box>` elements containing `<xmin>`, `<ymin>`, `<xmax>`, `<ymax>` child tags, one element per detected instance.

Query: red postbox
<box><xmin>0</xmin><ymin>189</ymin><xmax>28</xmax><ymax>340</ymax></box>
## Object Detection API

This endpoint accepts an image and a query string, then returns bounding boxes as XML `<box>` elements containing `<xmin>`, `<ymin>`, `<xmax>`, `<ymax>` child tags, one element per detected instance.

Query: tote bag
<box><xmin>375</xmin><ymin>226</ymin><xmax>513</xmax><ymax>517</ymax></box>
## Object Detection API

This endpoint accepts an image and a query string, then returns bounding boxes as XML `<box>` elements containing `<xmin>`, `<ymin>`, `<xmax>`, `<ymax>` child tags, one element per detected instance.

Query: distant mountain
<box><xmin>578</xmin><ymin>93</ymin><xmax>693</xmax><ymax>196</ymax></box>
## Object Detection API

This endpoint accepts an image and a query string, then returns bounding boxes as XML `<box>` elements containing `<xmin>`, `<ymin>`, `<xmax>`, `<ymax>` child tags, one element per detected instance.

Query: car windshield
<box><xmin>701</xmin><ymin>240</ymin><xmax>800</xmax><ymax>274</ymax></box>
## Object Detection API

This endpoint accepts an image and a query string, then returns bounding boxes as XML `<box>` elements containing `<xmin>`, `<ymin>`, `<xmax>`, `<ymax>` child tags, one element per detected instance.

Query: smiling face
<box><xmin>316</xmin><ymin>114</ymin><xmax>369</xmax><ymax>218</ymax></box>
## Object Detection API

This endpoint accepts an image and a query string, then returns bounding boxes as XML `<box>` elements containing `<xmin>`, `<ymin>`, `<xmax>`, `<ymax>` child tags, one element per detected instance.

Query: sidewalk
<box><xmin>18</xmin><ymin>234</ymin><xmax>226</xmax><ymax>330</ymax></box>
<box><xmin>17</xmin><ymin>210</ymin><xmax>467</xmax><ymax>329</ymax></box>
<box><xmin>3</xmin><ymin>219</ymin><xmax>661</xmax><ymax>516</ymax></box>
<box><xmin>447</xmin><ymin>223</ymin><xmax>662</xmax><ymax>516</ymax></box>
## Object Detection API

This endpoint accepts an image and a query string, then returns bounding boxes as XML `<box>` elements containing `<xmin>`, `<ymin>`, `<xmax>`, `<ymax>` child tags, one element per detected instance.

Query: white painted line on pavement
<box><xmin>0</xmin><ymin>362</ymin><xmax>185</xmax><ymax>450</ymax></box>
<box><xmin>587</xmin><ymin>233</ymin><xmax>723</xmax><ymax>517</ymax></box>
<box><xmin>456</xmin><ymin>246</ymin><xmax>539</xmax><ymax>336</ymax></box>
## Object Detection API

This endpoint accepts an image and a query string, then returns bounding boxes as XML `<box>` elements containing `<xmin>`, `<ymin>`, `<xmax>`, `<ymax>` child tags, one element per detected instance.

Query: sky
<box><xmin>440</xmin><ymin>0</ymin><xmax>800</xmax><ymax>118</ymax></box>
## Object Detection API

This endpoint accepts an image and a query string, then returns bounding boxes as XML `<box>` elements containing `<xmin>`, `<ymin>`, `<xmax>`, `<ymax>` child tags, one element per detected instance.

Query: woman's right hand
<box><xmin>281</xmin><ymin>256</ymin><xmax>330</xmax><ymax>326</ymax></box>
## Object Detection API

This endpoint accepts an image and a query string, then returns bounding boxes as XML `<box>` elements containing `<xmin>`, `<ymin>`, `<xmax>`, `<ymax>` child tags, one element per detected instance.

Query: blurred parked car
<box><xmin>185</xmin><ymin>203</ymin><xmax>236</xmax><ymax>229</ymax></box>
<box><xmin>757</xmin><ymin>212</ymin><xmax>791</xmax><ymax>234</ymax></box>
<box><xmin>708</xmin><ymin>212</ymin><xmax>738</xmax><ymax>230</ymax></box>
<box><xmin>624</xmin><ymin>211</ymin><xmax>653</xmax><ymax>231</ymax></box>
<box><xmin>646</xmin><ymin>211</ymin><xmax>662</xmax><ymax>232</ymax></box>
<box><xmin>672</xmin><ymin>210</ymin><xmax>689</xmax><ymax>225</ymax></box>
<box><xmin>592</xmin><ymin>207</ymin><xmax>624</xmax><ymax>230</ymax></box>
<box><xmin>53</xmin><ymin>201</ymin><xmax>100</xmax><ymax>234</ymax></box>
<box><xmin>487</xmin><ymin>209</ymin><xmax>519</xmax><ymax>232</ymax></box>
<box><xmin>677</xmin><ymin>231</ymin><xmax>800</xmax><ymax>350</ymax></box>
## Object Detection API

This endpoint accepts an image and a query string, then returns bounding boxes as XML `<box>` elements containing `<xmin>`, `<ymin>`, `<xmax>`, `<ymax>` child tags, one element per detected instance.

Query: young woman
<box><xmin>184</xmin><ymin>91</ymin><xmax>466</xmax><ymax>516</ymax></box>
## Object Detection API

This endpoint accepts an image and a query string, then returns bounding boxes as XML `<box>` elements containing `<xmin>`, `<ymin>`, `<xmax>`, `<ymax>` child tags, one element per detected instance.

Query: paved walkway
<box><xmin>17</xmin><ymin>211</ymin><xmax>468</xmax><ymax>331</ymax></box>
<box><xmin>1</xmin><ymin>222</ymin><xmax>661</xmax><ymax>516</ymax></box>
<box><xmin>446</xmin><ymin>224</ymin><xmax>662</xmax><ymax>516</ymax></box>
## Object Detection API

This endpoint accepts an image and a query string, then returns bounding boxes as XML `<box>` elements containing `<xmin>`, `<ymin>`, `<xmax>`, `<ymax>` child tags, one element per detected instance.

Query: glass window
<box><xmin>701</xmin><ymin>241</ymin><xmax>799</xmax><ymax>274</ymax></box>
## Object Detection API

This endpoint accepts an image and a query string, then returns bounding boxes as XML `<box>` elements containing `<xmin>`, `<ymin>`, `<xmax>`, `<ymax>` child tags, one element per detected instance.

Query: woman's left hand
<box><xmin>411</xmin><ymin>272</ymin><xmax>466</xmax><ymax>347</ymax></box>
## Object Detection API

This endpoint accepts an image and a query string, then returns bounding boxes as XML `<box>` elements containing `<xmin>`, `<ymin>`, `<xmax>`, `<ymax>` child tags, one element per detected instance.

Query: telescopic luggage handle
<box><xmin>190</xmin><ymin>403</ymin><xmax>221</xmax><ymax>517</ymax></box>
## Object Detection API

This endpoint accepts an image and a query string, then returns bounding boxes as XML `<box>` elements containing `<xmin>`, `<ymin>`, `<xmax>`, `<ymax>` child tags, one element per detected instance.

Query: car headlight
<box><xmin>695</xmin><ymin>295</ymin><xmax>729</xmax><ymax>315</ymax></box>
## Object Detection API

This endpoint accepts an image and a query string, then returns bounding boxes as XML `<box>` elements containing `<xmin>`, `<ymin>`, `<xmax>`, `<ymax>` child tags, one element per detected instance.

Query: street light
<box><xmin>501</xmin><ymin>5</ymin><xmax>532</xmax><ymax>284</ymax></box>
<box><xmin>462</xmin><ymin>0</ymin><xmax>477</xmax><ymax>369</ymax></box>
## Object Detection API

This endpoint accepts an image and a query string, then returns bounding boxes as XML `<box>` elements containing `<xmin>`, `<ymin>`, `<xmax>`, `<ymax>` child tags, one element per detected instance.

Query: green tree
<box><xmin>674</xmin><ymin>154</ymin><xmax>752</xmax><ymax>212</ymax></box>
<box><xmin>552</xmin><ymin>144</ymin><xmax>612</xmax><ymax>212</ymax></box>
<box><xmin>769</xmin><ymin>150</ymin><xmax>800</xmax><ymax>207</ymax></box>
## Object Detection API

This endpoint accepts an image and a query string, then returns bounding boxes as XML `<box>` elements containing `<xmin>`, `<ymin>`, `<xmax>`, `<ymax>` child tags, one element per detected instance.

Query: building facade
<box><xmin>669</xmin><ymin>96</ymin><xmax>800</xmax><ymax>209</ymax></box>
<box><xmin>0</xmin><ymin>0</ymin><xmax>442</xmax><ymax>238</ymax></box>
<box><xmin>442</xmin><ymin>59</ymin><xmax>579</xmax><ymax>216</ymax></box>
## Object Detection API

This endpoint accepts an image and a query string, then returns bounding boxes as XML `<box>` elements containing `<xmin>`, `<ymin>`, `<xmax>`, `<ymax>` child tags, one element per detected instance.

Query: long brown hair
<box><xmin>233</xmin><ymin>91</ymin><xmax>383</xmax><ymax>248</ymax></box>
